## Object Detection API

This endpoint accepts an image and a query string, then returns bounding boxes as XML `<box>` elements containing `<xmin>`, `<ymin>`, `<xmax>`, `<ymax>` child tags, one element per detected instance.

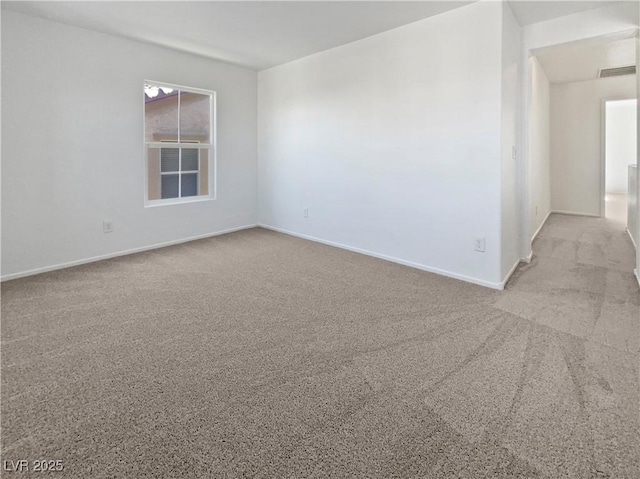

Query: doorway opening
<box><xmin>523</xmin><ymin>30</ymin><xmax>639</xmax><ymax>284</ymax></box>
<box><xmin>604</xmin><ymin>98</ymin><xmax>637</xmax><ymax>224</ymax></box>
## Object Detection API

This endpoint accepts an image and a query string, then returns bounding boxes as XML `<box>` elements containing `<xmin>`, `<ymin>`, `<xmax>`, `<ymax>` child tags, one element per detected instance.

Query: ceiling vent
<box><xmin>599</xmin><ymin>65</ymin><xmax>636</xmax><ymax>78</ymax></box>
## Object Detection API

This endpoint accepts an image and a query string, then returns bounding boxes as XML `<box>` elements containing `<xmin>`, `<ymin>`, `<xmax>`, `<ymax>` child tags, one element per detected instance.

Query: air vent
<box><xmin>599</xmin><ymin>65</ymin><xmax>636</xmax><ymax>78</ymax></box>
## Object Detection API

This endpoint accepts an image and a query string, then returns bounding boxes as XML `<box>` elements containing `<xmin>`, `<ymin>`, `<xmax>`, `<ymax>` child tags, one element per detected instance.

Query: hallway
<box><xmin>499</xmin><ymin>213</ymin><xmax>638</xmax><ymax>351</ymax></box>
<box><xmin>492</xmin><ymin>213</ymin><xmax>639</xmax><ymax>477</ymax></box>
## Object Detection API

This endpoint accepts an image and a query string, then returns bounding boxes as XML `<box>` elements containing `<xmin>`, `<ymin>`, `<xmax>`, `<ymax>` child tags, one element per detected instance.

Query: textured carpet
<box><xmin>1</xmin><ymin>214</ymin><xmax>638</xmax><ymax>478</ymax></box>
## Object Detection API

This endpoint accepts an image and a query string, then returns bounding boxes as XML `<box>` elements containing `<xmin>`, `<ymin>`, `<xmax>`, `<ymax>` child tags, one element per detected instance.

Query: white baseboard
<box><xmin>551</xmin><ymin>210</ymin><xmax>600</xmax><ymax>218</ymax></box>
<box><xmin>1</xmin><ymin>224</ymin><xmax>258</xmax><ymax>282</ymax></box>
<box><xmin>258</xmin><ymin>224</ymin><xmax>504</xmax><ymax>290</ymax></box>
<box><xmin>531</xmin><ymin>210</ymin><xmax>552</xmax><ymax>243</ymax></box>
<box><xmin>626</xmin><ymin>227</ymin><xmax>637</xmax><ymax>250</ymax></box>
<box><xmin>501</xmin><ymin>251</ymin><xmax>536</xmax><ymax>289</ymax></box>
<box><xmin>501</xmin><ymin>259</ymin><xmax>521</xmax><ymax>289</ymax></box>
<box><xmin>518</xmin><ymin>210</ymin><xmax>550</xmax><ymax>267</ymax></box>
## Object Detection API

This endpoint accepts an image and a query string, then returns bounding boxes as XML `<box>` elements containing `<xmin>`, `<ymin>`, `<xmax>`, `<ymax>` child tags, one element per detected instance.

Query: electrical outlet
<box><xmin>303</xmin><ymin>208</ymin><xmax>309</xmax><ymax>218</ymax></box>
<box><xmin>103</xmin><ymin>220</ymin><xmax>114</xmax><ymax>233</ymax></box>
<box><xmin>474</xmin><ymin>237</ymin><xmax>485</xmax><ymax>252</ymax></box>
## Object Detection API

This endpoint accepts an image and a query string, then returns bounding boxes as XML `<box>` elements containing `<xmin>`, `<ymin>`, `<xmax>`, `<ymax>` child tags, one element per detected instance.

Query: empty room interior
<box><xmin>2</xmin><ymin>1</ymin><xmax>639</xmax><ymax>477</ymax></box>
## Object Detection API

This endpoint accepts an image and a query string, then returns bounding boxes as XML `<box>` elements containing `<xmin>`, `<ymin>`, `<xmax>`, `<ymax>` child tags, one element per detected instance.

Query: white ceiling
<box><xmin>2</xmin><ymin>1</ymin><xmax>632</xmax><ymax>71</ymax></box>
<box><xmin>533</xmin><ymin>32</ymin><xmax>636</xmax><ymax>83</ymax></box>
<box><xmin>508</xmin><ymin>0</ymin><xmax>619</xmax><ymax>26</ymax></box>
<box><xmin>2</xmin><ymin>1</ymin><xmax>473</xmax><ymax>70</ymax></box>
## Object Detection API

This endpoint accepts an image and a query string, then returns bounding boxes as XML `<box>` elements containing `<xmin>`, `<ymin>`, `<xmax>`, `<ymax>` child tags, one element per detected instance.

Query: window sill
<box><xmin>145</xmin><ymin>195</ymin><xmax>215</xmax><ymax>208</ymax></box>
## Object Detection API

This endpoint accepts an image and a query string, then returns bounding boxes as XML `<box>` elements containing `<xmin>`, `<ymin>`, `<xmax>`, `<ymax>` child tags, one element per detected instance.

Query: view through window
<box><xmin>144</xmin><ymin>82</ymin><xmax>215</xmax><ymax>204</ymax></box>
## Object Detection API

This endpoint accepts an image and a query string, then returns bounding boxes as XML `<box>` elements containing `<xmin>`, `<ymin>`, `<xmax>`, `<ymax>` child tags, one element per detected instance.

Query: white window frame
<box><xmin>143</xmin><ymin>81</ymin><xmax>216</xmax><ymax>207</ymax></box>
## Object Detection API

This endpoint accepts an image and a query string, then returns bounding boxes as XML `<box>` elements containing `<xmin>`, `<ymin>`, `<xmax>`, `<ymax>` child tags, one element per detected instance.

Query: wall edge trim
<box><xmin>258</xmin><ymin>224</ymin><xmax>503</xmax><ymax>290</ymax></box>
<box><xmin>531</xmin><ymin>210</ymin><xmax>552</xmax><ymax>242</ymax></box>
<box><xmin>551</xmin><ymin>210</ymin><xmax>600</xmax><ymax>218</ymax></box>
<box><xmin>1</xmin><ymin>224</ymin><xmax>258</xmax><ymax>282</ymax></box>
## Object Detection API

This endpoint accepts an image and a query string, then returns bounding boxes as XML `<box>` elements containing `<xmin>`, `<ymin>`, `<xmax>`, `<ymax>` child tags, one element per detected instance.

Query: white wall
<box><xmin>501</xmin><ymin>2</ymin><xmax>522</xmax><ymax>279</ymax></box>
<box><xmin>550</xmin><ymin>75</ymin><xmax>636</xmax><ymax>216</ymax></box>
<box><xmin>628</xmin><ymin>165</ymin><xmax>638</xmax><ymax>246</ymax></box>
<box><xmin>636</xmin><ymin>24</ymin><xmax>640</xmax><ymax>287</ymax></box>
<box><xmin>528</xmin><ymin>57</ymin><xmax>551</xmax><ymax>238</ymax></box>
<box><xmin>258</xmin><ymin>1</ymin><xmax>505</xmax><ymax>288</ymax></box>
<box><xmin>605</xmin><ymin>99</ymin><xmax>637</xmax><ymax>193</ymax></box>
<box><xmin>1</xmin><ymin>11</ymin><xmax>258</xmax><ymax>279</ymax></box>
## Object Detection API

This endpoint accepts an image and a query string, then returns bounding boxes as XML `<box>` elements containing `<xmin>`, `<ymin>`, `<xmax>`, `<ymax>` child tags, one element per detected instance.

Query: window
<box><xmin>144</xmin><ymin>82</ymin><xmax>215</xmax><ymax>205</ymax></box>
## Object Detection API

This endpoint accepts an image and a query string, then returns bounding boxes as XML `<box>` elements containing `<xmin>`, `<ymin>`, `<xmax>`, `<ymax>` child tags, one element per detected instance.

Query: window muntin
<box><xmin>159</xmin><ymin>147</ymin><xmax>199</xmax><ymax>199</ymax></box>
<box><xmin>150</xmin><ymin>144</ymin><xmax>203</xmax><ymax>200</ymax></box>
<box><xmin>144</xmin><ymin>82</ymin><xmax>215</xmax><ymax>205</ymax></box>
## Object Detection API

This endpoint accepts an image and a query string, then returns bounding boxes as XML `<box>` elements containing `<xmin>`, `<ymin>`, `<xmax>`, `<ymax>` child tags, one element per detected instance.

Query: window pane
<box><xmin>161</xmin><ymin>148</ymin><xmax>179</xmax><ymax>172</ymax></box>
<box><xmin>161</xmin><ymin>175</ymin><xmax>179</xmax><ymax>199</ymax></box>
<box><xmin>179</xmin><ymin>91</ymin><xmax>211</xmax><ymax>143</ymax></box>
<box><xmin>199</xmin><ymin>148</ymin><xmax>210</xmax><ymax>196</ymax></box>
<box><xmin>145</xmin><ymin>83</ymin><xmax>178</xmax><ymax>142</ymax></box>
<box><xmin>147</xmin><ymin>148</ymin><xmax>161</xmax><ymax>200</ymax></box>
<box><xmin>181</xmin><ymin>149</ymin><xmax>199</xmax><ymax>171</ymax></box>
<box><xmin>181</xmin><ymin>173</ymin><xmax>198</xmax><ymax>197</ymax></box>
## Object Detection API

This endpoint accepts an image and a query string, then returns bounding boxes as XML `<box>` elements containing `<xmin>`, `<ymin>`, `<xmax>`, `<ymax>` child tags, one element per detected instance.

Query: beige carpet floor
<box><xmin>2</xmin><ymin>214</ymin><xmax>638</xmax><ymax>478</ymax></box>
